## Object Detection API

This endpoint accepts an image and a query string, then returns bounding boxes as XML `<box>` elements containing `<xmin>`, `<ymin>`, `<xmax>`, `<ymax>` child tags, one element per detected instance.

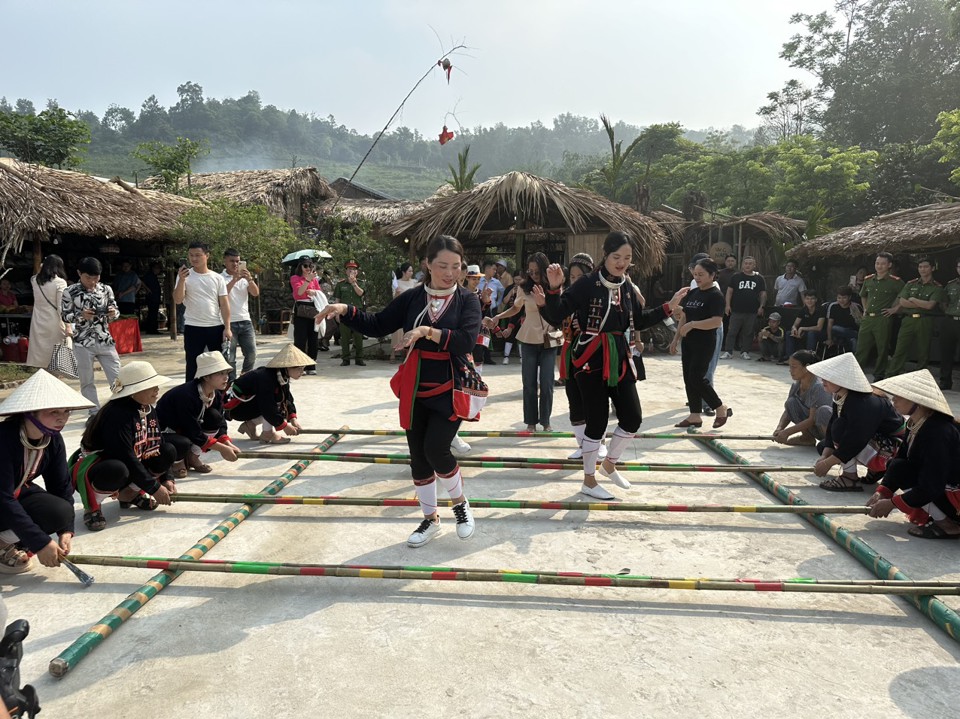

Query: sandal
<box><xmin>119</xmin><ymin>492</ymin><xmax>159</xmax><ymax>511</ymax></box>
<box><xmin>237</xmin><ymin>420</ymin><xmax>260</xmax><ymax>441</ymax></box>
<box><xmin>171</xmin><ymin>460</ymin><xmax>187</xmax><ymax>479</ymax></box>
<box><xmin>185</xmin><ymin>453</ymin><xmax>212</xmax><ymax>473</ymax></box>
<box><xmin>819</xmin><ymin>474</ymin><xmax>863</xmax><ymax>492</ymax></box>
<box><xmin>675</xmin><ymin>419</ymin><xmax>703</xmax><ymax>428</ymax></box>
<box><xmin>712</xmin><ymin>408</ymin><xmax>733</xmax><ymax>429</ymax></box>
<box><xmin>83</xmin><ymin>510</ymin><xmax>107</xmax><ymax>531</ymax></box>
<box><xmin>0</xmin><ymin>542</ymin><xmax>32</xmax><ymax>574</ymax></box>
<box><xmin>908</xmin><ymin>521</ymin><xmax>960</xmax><ymax>540</ymax></box>
<box><xmin>259</xmin><ymin>432</ymin><xmax>292</xmax><ymax>445</ymax></box>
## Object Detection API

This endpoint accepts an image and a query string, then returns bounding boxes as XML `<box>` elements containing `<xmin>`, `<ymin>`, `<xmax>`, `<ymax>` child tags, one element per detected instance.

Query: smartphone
<box><xmin>178</xmin><ymin>258</ymin><xmax>188</xmax><ymax>269</ymax></box>
<box><xmin>239</xmin><ymin>260</ymin><xmax>247</xmax><ymax>272</ymax></box>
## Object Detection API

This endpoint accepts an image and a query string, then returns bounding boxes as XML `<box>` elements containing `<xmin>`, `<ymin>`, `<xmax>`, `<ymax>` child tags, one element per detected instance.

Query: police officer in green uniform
<box><xmin>938</xmin><ymin>260</ymin><xmax>960</xmax><ymax>390</ymax></box>
<box><xmin>886</xmin><ymin>258</ymin><xmax>944</xmax><ymax>377</ymax></box>
<box><xmin>332</xmin><ymin>260</ymin><xmax>366</xmax><ymax>366</ymax></box>
<box><xmin>855</xmin><ymin>252</ymin><xmax>904</xmax><ymax>381</ymax></box>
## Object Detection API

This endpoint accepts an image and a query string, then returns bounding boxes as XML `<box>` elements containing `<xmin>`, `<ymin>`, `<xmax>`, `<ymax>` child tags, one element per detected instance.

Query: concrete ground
<box><xmin>2</xmin><ymin>335</ymin><xmax>959</xmax><ymax>718</ymax></box>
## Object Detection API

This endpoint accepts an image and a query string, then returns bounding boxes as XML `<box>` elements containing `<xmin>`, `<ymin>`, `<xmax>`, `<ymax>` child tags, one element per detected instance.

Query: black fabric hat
<box><xmin>688</xmin><ymin>252</ymin><xmax>710</xmax><ymax>268</ymax></box>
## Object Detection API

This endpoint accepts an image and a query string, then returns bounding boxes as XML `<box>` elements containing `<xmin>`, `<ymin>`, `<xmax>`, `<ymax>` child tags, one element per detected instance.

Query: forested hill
<box><xmin>0</xmin><ymin>85</ymin><xmax>755</xmax><ymax>199</ymax></box>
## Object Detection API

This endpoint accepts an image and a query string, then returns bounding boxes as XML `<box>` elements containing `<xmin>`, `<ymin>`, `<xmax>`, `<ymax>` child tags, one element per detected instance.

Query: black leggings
<box><xmin>0</xmin><ymin>491</ymin><xmax>73</xmax><ymax>542</ymax></box>
<box><xmin>292</xmin><ymin>314</ymin><xmax>318</xmax><ymax>372</ymax></box>
<box><xmin>565</xmin><ymin>374</ymin><xmax>585</xmax><ymax>425</ymax></box>
<box><xmin>682</xmin><ymin>329</ymin><xmax>722</xmax><ymax>412</ymax></box>
<box><xmin>165</xmin><ymin>409</ymin><xmax>224</xmax><ymax>450</ymax></box>
<box><xmin>576</xmin><ymin>366</ymin><xmax>642</xmax><ymax>439</ymax></box>
<box><xmin>405</xmin><ymin>401</ymin><xmax>462</xmax><ymax>479</ymax></box>
<box><xmin>88</xmin><ymin>441</ymin><xmax>179</xmax><ymax>492</ymax></box>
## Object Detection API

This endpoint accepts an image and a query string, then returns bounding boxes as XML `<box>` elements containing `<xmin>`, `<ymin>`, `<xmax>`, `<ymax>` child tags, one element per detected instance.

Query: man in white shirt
<box><xmin>774</xmin><ymin>261</ymin><xmax>807</xmax><ymax>306</ymax></box>
<box><xmin>221</xmin><ymin>248</ymin><xmax>260</xmax><ymax>380</ymax></box>
<box><xmin>173</xmin><ymin>241</ymin><xmax>231</xmax><ymax>381</ymax></box>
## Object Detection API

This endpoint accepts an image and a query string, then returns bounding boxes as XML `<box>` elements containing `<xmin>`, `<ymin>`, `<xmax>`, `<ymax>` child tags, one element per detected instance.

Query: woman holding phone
<box><xmin>290</xmin><ymin>258</ymin><xmax>321</xmax><ymax>375</ymax></box>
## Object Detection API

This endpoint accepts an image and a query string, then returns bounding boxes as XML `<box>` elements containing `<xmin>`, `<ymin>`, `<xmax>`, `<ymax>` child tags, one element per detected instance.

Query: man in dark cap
<box><xmin>332</xmin><ymin>260</ymin><xmax>366</xmax><ymax>366</ymax></box>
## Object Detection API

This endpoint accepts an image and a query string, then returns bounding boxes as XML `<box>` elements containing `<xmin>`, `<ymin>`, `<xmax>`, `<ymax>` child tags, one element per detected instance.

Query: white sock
<box><xmin>504</xmin><ymin>342</ymin><xmax>513</xmax><ymax>358</ymax></box>
<box><xmin>259</xmin><ymin>417</ymin><xmax>273</xmax><ymax>434</ymax></box>
<box><xmin>413</xmin><ymin>477</ymin><xmax>438</xmax><ymax>515</ymax></box>
<box><xmin>926</xmin><ymin>503</ymin><xmax>947</xmax><ymax>521</ymax></box>
<box><xmin>605</xmin><ymin>426</ymin><xmax>634</xmax><ymax>464</ymax></box>
<box><xmin>572</xmin><ymin>424</ymin><xmax>586</xmax><ymax>448</ymax></box>
<box><xmin>841</xmin><ymin>458</ymin><xmax>858</xmax><ymax>476</ymax></box>
<box><xmin>582</xmin><ymin>436</ymin><xmax>602</xmax><ymax>475</ymax></box>
<box><xmin>437</xmin><ymin>467</ymin><xmax>464</xmax><ymax>499</ymax></box>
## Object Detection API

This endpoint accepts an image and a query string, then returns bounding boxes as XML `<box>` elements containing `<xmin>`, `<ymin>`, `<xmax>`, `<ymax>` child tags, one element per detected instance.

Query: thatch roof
<box><xmin>0</xmin><ymin>158</ymin><xmax>199</xmax><ymax>254</ymax></box>
<box><xmin>788</xmin><ymin>203</ymin><xmax>960</xmax><ymax>261</ymax></box>
<box><xmin>383</xmin><ymin>171</ymin><xmax>668</xmax><ymax>267</ymax></box>
<box><xmin>330</xmin><ymin>177</ymin><xmax>396</xmax><ymax>201</ymax></box>
<box><xmin>318</xmin><ymin>197</ymin><xmax>426</xmax><ymax>226</ymax></box>
<box><xmin>143</xmin><ymin>167</ymin><xmax>335</xmax><ymax>217</ymax></box>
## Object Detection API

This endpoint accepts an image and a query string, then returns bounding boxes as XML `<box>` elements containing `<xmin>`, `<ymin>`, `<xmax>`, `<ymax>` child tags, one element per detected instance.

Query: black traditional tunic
<box><xmin>224</xmin><ymin>367</ymin><xmax>298</xmax><ymax>431</ymax></box>
<box><xmin>157</xmin><ymin>379</ymin><xmax>229</xmax><ymax>450</ymax></box>
<box><xmin>818</xmin><ymin>391</ymin><xmax>905</xmax><ymax>463</ymax></box>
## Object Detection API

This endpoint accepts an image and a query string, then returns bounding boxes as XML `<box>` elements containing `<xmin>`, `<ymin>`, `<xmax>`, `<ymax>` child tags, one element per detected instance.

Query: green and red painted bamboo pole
<box><xmin>47</xmin><ymin>427</ymin><xmax>349</xmax><ymax>678</ymax></box>
<box><xmin>249</xmin><ymin>450</ymin><xmax>811</xmax><ymax>474</ymax></box>
<box><xmin>64</xmin><ymin>555</ymin><xmax>960</xmax><ymax>597</ymax></box>
<box><xmin>297</xmin><ymin>428</ymin><xmax>775</xmax><ymax>441</ymax></box>
<box><xmin>703</xmin><ymin>438</ymin><xmax>960</xmax><ymax>646</ymax></box>
<box><xmin>170</xmin><ymin>493</ymin><xmax>870</xmax><ymax>515</ymax></box>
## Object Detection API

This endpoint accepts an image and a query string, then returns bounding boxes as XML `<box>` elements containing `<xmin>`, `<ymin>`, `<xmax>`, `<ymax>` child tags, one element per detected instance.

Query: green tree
<box><xmin>757</xmin><ymin>79</ymin><xmax>821</xmax><ymax>142</ymax></box>
<box><xmin>932</xmin><ymin>108</ymin><xmax>960</xmax><ymax>187</ymax></box>
<box><xmin>132</xmin><ymin>136</ymin><xmax>209</xmax><ymax>194</ymax></box>
<box><xmin>588</xmin><ymin>114</ymin><xmax>645</xmax><ymax>202</ymax></box>
<box><xmin>446</xmin><ymin>144</ymin><xmax>481</xmax><ymax>192</ymax></box>
<box><xmin>0</xmin><ymin>107</ymin><xmax>91</xmax><ymax>168</ymax></box>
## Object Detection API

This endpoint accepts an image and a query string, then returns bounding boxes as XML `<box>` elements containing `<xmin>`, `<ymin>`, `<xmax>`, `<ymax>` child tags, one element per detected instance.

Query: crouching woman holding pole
<box><xmin>0</xmin><ymin>371</ymin><xmax>94</xmax><ymax>573</ymax></box>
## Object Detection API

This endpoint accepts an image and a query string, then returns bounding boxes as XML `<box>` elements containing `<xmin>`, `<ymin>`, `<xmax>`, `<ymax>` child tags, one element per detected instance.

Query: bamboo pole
<box><xmin>247</xmin><ymin>450</ymin><xmax>811</xmax><ymax>473</ymax></box>
<box><xmin>64</xmin><ymin>555</ymin><xmax>960</xmax><ymax>597</ymax></box>
<box><xmin>296</xmin><ymin>428</ymin><xmax>775</xmax><ymax>441</ymax></box>
<box><xmin>170</xmin><ymin>493</ymin><xmax>870</xmax><ymax>515</ymax></box>
<box><xmin>703</xmin><ymin>438</ymin><xmax>960</xmax><ymax>645</ymax></box>
<box><xmin>48</xmin><ymin>427</ymin><xmax>348</xmax><ymax>678</ymax></box>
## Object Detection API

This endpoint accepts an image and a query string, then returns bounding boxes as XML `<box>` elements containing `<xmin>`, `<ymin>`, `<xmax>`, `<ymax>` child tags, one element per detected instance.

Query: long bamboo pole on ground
<box><xmin>170</xmin><ymin>493</ymin><xmax>870</xmax><ymax>515</ymax></box>
<box><xmin>247</xmin><ymin>451</ymin><xmax>811</xmax><ymax>473</ymax></box>
<box><xmin>47</xmin><ymin>428</ymin><xmax>348</xmax><ymax>678</ymax></box>
<box><xmin>296</xmin><ymin>428</ymin><xmax>775</xmax><ymax>441</ymax></box>
<box><xmin>64</xmin><ymin>555</ymin><xmax>960</xmax><ymax>597</ymax></box>
<box><xmin>703</xmin><ymin>438</ymin><xmax>960</xmax><ymax>645</ymax></box>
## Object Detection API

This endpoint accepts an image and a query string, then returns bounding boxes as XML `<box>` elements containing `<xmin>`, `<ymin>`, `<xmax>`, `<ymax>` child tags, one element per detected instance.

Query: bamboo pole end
<box><xmin>48</xmin><ymin>657</ymin><xmax>69</xmax><ymax>678</ymax></box>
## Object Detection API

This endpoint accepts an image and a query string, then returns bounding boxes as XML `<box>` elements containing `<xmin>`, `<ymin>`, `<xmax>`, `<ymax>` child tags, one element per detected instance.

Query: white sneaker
<box><xmin>407</xmin><ymin>518</ymin><xmax>441</xmax><ymax>548</ymax></box>
<box><xmin>570</xmin><ymin>443</ymin><xmax>606</xmax><ymax>461</ymax></box>
<box><xmin>450</xmin><ymin>435</ymin><xmax>472</xmax><ymax>455</ymax></box>
<box><xmin>740</xmin><ymin>352</ymin><xmax>752</xmax><ymax>360</ymax></box>
<box><xmin>599</xmin><ymin>443</ymin><xmax>608</xmax><ymax>459</ymax></box>
<box><xmin>502</xmin><ymin>357</ymin><xmax>510</xmax><ymax>365</ymax></box>
<box><xmin>568</xmin><ymin>446</ymin><xmax>583</xmax><ymax>460</ymax></box>
<box><xmin>452</xmin><ymin>500</ymin><xmax>475</xmax><ymax>540</ymax></box>
<box><xmin>598</xmin><ymin>462</ymin><xmax>631</xmax><ymax>489</ymax></box>
<box><xmin>580</xmin><ymin>482</ymin><xmax>615</xmax><ymax>501</ymax></box>
<box><xmin>720</xmin><ymin>351</ymin><xmax>733</xmax><ymax>359</ymax></box>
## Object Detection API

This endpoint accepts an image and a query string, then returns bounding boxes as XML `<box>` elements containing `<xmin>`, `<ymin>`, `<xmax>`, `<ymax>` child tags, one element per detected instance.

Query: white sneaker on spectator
<box><xmin>452</xmin><ymin>500</ymin><xmax>475</xmax><ymax>539</ymax></box>
<box><xmin>740</xmin><ymin>351</ymin><xmax>752</xmax><ymax>360</ymax></box>
<box><xmin>502</xmin><ymin>357</ymin><xmax>510</xmax><ymax>365</ymax></box>
<box><xmin>720</xmin><ymin>352</ymin><xmax>733</xmax><ymax>359</ymax></box>
<box><xmin>580</xmin><ymin>483</ymin><xmax>615</xmax><ymax>501</ymax></box>
<box><xmin>407</xmin><ymin>518</ymin><xmax>441</xmax><ymax>547</ymax></box>
<box><xmin>450</xmin><ymin>435</ymin><xmax>471</xmax><ymax>455</ymax></box>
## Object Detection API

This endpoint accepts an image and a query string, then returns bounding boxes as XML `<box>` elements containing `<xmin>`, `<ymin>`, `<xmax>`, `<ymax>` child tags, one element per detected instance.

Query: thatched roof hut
<box><xmin>787</xmin><ymin>203</ymin><xmax>960</xmax><ymax>262</ymax></box>
<box><xmin>143</xmin><ymin>167</ymin><xmax>335</xmax><ymax>227</ymax></box>
<box><xmin>317</xmin><ymin>197</ymin><xmax>427</xmax><ymax>227</ymax></box>
<box><xmin>0</xmin><ymin>158</ymin><xmax>199</xmax><ymax>263</ymax></box>
<box><xmin>383</xmin><ymin>171</ymin><xmax>668</xmax><ymax>270</ymax></box>
<box><xmin>330</xmin><ymin>177</ymin><xmax>396</xmax><ymax>201</ymax></box>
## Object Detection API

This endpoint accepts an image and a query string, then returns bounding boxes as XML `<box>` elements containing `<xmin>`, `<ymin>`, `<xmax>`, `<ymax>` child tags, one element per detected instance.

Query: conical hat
<box><xmin>873</xmin><ymin>370</ymin><xmax>953</xmax><ymax>417</ymax></box>
<box><xmin>266</xmin><ymin>343</ymin><xmax>313</xmax><ymax>369</ymax></box>
<box><xmin>109</xmin><ymin>361</ymin><xmax>173</xmax><ymax>401</ymax></box>
<box><xmin>806</xmin><ymin>353</ymin><xmax>873</xmax><ymax>393</ymax></box>
<box><xmin>0</xmin><ymin>369</ymin><xmax>94</xmax><ymax>415</ymax></box>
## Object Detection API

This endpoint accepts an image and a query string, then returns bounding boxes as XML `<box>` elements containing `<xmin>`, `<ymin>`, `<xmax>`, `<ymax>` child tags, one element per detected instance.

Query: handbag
<box><xmin>537</xmin><ymin>309</ymin><xmax>562</xmax><ymax>349</ymax></box>
<box><xmin>294</xmin><ymin>302</ymin><xmax>318</xmax><ymax>319</ymax></box>
<box><xmin>452</xmin><ymin>354</ymin><xmax>489</xmax><ymax>422</ymax></box>
<box><xmin>49</xmin><ymin>336</ymin><xmax>79</xmax><ymax>380</ymax></box>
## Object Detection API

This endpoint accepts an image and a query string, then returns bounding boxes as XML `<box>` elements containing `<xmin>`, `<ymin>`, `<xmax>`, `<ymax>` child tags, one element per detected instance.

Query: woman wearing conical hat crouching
<box><xmin>224</xmin><ymin>343</ymin><xmax>310</xmax><ymax>445</ymax></box>
<box><xmin>157</xmin><ymin>351</ymin><xmax>242</xmax><ymax>477</ymax></box>
<box><xmin>0</xmin><ymin>370</ymin><xmax>93</xmax><ymax>573</ymax></box>
<box><xmin>807</xmin><ymin>353</ymin><xmax>905</xmax><ymax>492</ymax></box>
<box><xmin>318</xmin><ymin>235</ymin><xmax>483</xmax><ymax>548</ymax></box>
<box><xmin>866</xmin><ymin>370</ymin><xmax>960</xmax><ymax>539</ymax></box>
<box><xmin>71</xmin><ymin>361</ymin><xmax>184</xmax><ymax>531</ymax></box>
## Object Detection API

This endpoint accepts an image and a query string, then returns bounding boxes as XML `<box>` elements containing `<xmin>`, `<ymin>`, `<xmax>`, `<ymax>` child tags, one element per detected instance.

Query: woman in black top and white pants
<box><xmin>671</xmin><ymin>258</ymin><xmax>732</xmax><ymax>429</ymax></box>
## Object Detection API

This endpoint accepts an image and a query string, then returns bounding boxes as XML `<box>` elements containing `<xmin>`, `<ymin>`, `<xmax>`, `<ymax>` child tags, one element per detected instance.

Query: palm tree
<box><xmin>447</xmin><ymin>145</ymin><xmax>481</xmax><ymax>192</ymax></box>
<box><xmin>598</xmin><ymin>114</ymin><xmax>644</xmax><ymax>201</ymax></box>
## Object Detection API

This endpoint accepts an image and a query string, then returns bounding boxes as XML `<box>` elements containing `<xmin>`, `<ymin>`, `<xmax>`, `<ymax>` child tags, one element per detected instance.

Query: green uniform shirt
<box><xmin>333</xmin><ymin>279</ymin><xmax>365</xmax><ymax>307</ymax></box>
<box><xmin>860</xmin><ymin>274</ymin><xmax>904</xmax><ymax>315</ymax></box>
<box><xmin>897</xmin><ymin>278</ymin><xmax>944</xmax><ymax>317</ymax></box>
<box><xmin>944</xmin><ymin>278</ymin><xmax>960</xmax><ymax>317</ymax></box>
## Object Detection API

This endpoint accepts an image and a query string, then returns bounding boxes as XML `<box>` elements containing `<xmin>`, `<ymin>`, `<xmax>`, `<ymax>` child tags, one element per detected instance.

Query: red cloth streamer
<box><xmin>438</xmin><ymin>125</ymin><xmax>454</xmax><ymax>145</ymax></box>
<box><xmin>438</xmin><ymin>58</ymin><xmax>452</xmax><ymax>83</ymax></box>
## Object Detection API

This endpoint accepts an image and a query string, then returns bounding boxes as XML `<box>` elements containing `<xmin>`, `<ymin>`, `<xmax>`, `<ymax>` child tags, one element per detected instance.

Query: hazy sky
<box><xmin>4</xmin><ymin>0</ymin><xmax>836</xmax><ymax>135</ymax></box>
